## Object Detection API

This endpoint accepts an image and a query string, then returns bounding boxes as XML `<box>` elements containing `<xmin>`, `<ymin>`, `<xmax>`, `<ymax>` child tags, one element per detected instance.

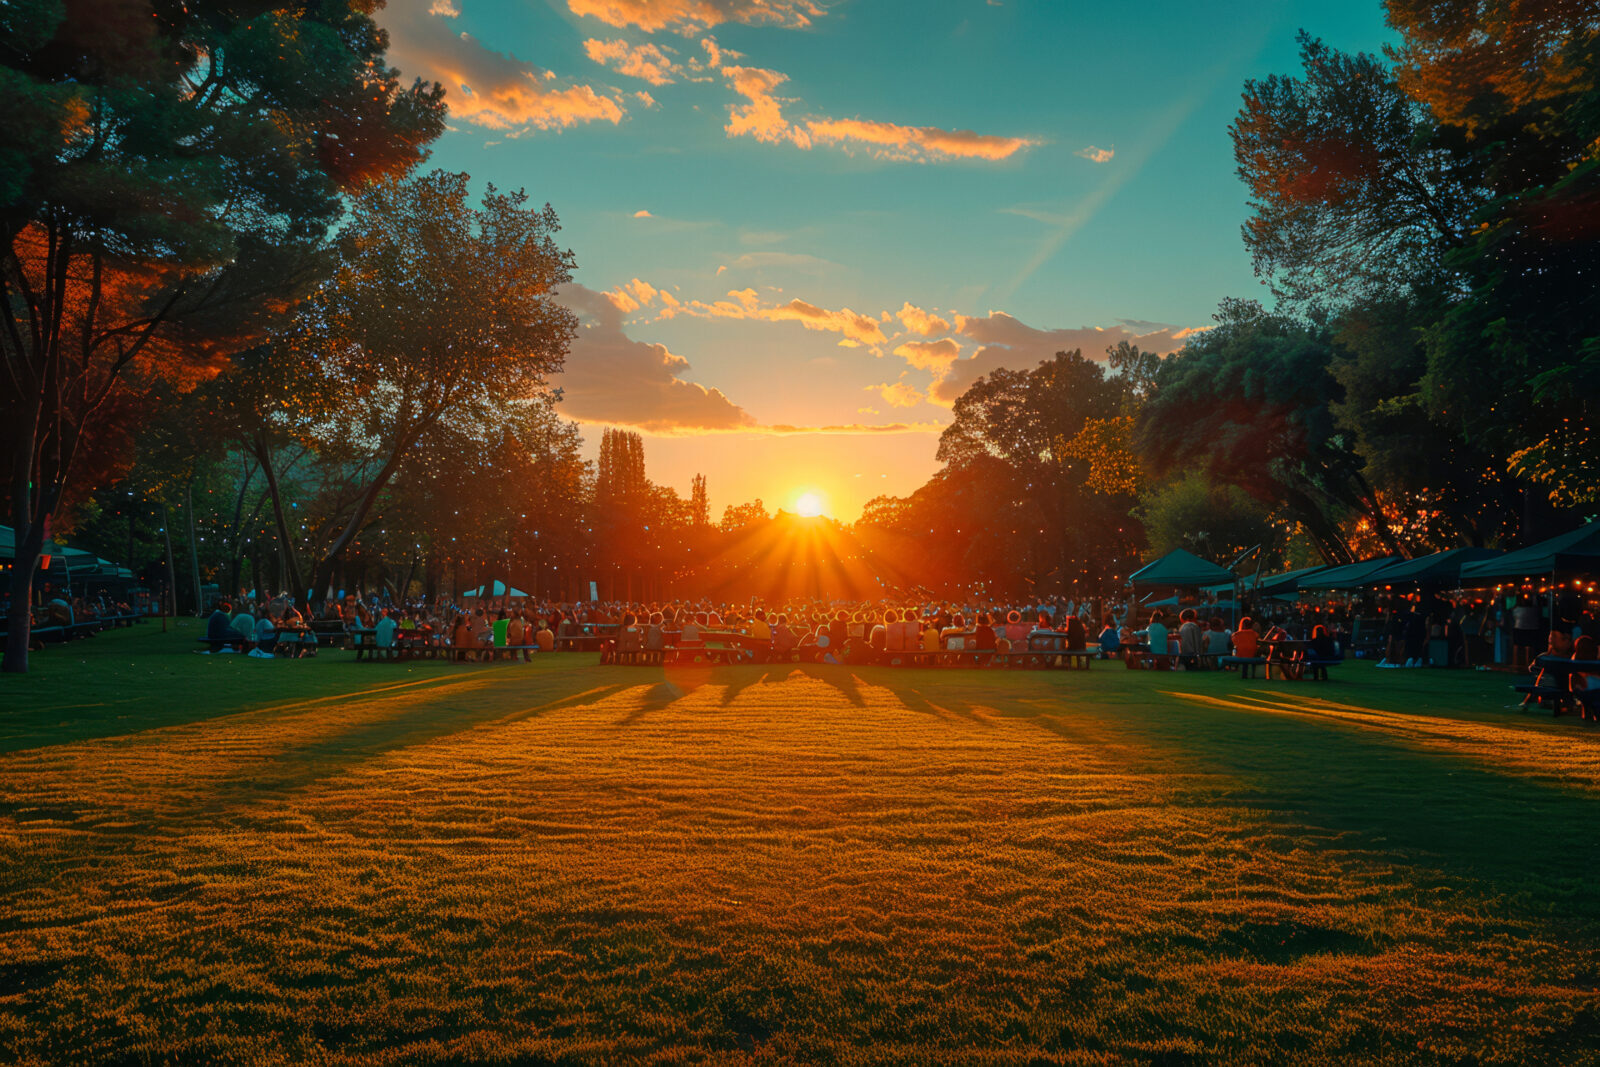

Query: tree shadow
<box><xmin>613</xmin><ymin>682</ymin><xmax>688</xmax><ymax>727</ymax></box>
<box><xmin>1119</xmin><ymin>695</ymin><xmax>1600</xmax><ymax>908</ymax></box>
<box><xmin>223</xmin><ymin>679</ymin><xmax>637</xmax><ymax>797</ymax></box>
<box><xmin>792</xmin><ymin>664</ymin><xmax>866</xmax><ymax>707</ymax></box>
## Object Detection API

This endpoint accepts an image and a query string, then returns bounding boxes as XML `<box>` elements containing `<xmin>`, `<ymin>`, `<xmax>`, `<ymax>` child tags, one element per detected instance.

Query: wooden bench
<box><xmin>1512</xmin><ymin>657</ymin><xmax>1600</xmax><ymax>716</ymax></box>
<box><xmin>196</xmin><ymin>636</ymin><xmax>248</xmax><ymax>653</ymax></box>
<box><xmin>1302</xmin><ymin>656</ymin><xmax>1345</xmax><ymax>681</ymax></box>
<box><xmin>1220</xmin><ymin>655</ymin><xmax>1267</xmax><ymax>679</ymax></box>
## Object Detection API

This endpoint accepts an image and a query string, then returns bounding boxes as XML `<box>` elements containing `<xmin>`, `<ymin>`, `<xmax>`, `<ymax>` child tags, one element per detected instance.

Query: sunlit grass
<box><xmin>1</xmin><ymin>623</ymin><xmax>1597</xmax><ymax>1063</ymax></box>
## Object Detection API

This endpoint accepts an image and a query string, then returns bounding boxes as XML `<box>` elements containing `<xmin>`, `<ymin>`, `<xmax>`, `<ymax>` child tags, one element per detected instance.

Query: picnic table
<box><xmin>1513</xmin><ymin>656</ymin><xmax>1600</xmax><ymax>716</ymax></box>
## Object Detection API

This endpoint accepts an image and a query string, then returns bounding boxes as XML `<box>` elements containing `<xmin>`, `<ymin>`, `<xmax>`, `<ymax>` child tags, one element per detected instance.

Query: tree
<box><xmin>1138</xmin><ymin>472</ymin><xmax>1278</xmax><ymax>565</ymax></box>
<box><xmin>1</xmin><ymin>0</ymin><xmax>444</xmax><ymax>670</ymax></box>
<box><xmin>937</xmin><ymin>350</ymin><xmax>1134</xmax><ymax>593</ymax></box>
<box><xmin>720</xmin><ymin>499</ymin><xmax>770</xmax><ymax>532</ymax></box>
<box><xmin>1136</xmin><ymin>299</ymin><xmax>1407</xmax><ymax>564</ymax></box>
<box><xmin>298</xmin><ymin>170</ymin><xmax>577</xmax><ymax>600</ymax></box>
<box><xmin>1231</xmin><ymin>32</ymin><xmax>1485</xmax><ymax>307</ymax></box>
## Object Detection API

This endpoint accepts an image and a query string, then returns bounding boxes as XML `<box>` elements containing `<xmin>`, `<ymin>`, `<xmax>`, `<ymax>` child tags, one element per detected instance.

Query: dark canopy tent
<box><xmin>1460</xmin><ymin>521</ymin><xmax>1600</xmax><ymax>583</ymax></box>
<box><xmin>1253</xmin><ymin>564</ymin><xmax>1332</xmax><ymax>599</ymax></box>
<box><xmin>1296</xmin><ymin>556</ymin><xmax>1401</xmax><ymax>591</ymax></box>
<box><xmin>1366</xmin><ymin>547</ymin><xmax>1503</xmax><ymax>587</ymax></box>
<box><xmin>1127</xmin><ymin>548</ymin><xmax>1235</xmax><ymax>589</ymax></box>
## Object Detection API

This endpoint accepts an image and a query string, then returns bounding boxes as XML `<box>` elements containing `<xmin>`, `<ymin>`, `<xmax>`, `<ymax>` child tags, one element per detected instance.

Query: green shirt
<box><xmin>492</xmin><ymin>619</ymin><xmax>510</xmax><ymax>647</ymax></box>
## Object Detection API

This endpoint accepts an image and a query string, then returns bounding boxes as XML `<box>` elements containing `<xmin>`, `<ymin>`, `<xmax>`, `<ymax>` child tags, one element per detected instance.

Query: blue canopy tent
<box><xmin>1296</xmin><ymin>556</ymin><xmax>1401</xmax><ymax>591</ymax></box>
<box><xmin>1128</xmin><ymin>549</ymin><xmax>1239</xmax><ymax>623</ymax></box>
<box><xmin>1252</xmin><ymin>564</ymin><xmax>1332</xmax><ymax>600</ymax></box>
<box><xmin>1366</xmin><ymin>547</ymin><xmax>1503</xmax><ymax>588</ymax></box>
<box><xmin>1459</xmin><ymin>521</ymin><xmax>1600</xmax><ymax>583</ymax></box>
<box><xmin>1127</xmin><ymin>548</ymin><xmax>1235</xmax><ymax>588</ymax></box>
<box><xmin>462</xmin><ymin>580</ymin><xmax>529</xmax><ymax>599</ymax></box>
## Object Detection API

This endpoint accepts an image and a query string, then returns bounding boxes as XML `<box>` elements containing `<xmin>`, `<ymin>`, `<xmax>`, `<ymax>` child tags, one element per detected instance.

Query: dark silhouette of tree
<box><xmin>1</xmin><ymin>0</ymin><xmax>444</xmax><ymax>669</ymax></box>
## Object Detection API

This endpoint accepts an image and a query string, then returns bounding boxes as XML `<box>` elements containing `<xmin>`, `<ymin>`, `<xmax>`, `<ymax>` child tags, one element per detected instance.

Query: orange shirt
<box><xmin>1232</xmin><ymin>628</ymin><xmax>1259</xmax><ymax>657</ymax></box>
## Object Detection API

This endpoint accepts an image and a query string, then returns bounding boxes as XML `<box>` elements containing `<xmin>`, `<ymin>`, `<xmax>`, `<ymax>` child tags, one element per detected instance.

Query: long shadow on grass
<box><xmin>1017</xmin><ymin>695</ymin><xmax>1600</xmax><ymax>913</ymax></box>
<box><xmin>792</xmin><ymin>664</ymin><xmax>866</xmax><ymax>707</ymax></box>
<box><xmin>214</xmin><ymin>678</ymin><xmax>639</xmax><ymax>797</ymax></box>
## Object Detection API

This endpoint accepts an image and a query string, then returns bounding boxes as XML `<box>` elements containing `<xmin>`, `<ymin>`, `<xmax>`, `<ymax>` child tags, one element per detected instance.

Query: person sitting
<box><xmin>1003</xmin><ymin>610</ymin><xmax>1030</xmax><ymax>647</ymax></box>
<box><xmin>1145</xmin><ymin>611</ymin><xmax>1169</xmax><ymax>661</ymax></box>
<box><xmin>1308</xmin><ymin>623</ymin><xmax>1337</xmax><ymax>660</ymax></box>
<box><xmin>747</xmin><ymin>608</ymin><xmax>773</xmax><ymax>662</ymax></box>
<box><xmin>1065</xmin><ymin>613</ymin><xmax>1087</xmax><ymax>652</ymax></box>
<box><xmin>204</xmin><ymin>601</ymin><xmax>237</xmax><ymax>652</ymax></box>
<box><xmin>679</xmin><ymin>613</ymin><xmax>703</xmax><ymax>645</ymax></box>
<box><xmin>1521</xmin><ymin>628</ymin><xmax>1575</xmax><ymax>708</ymax></box>
<box><xmin>506</xmin><ymin>612</ymin><xmax>526</xmax><ymax>658</ymax></box>
<box><xmin>1096</xmin><ymin>615</ymin><xmax>1120</xmax><ymax>658</ymax></box>
<box><xmin>616</xmin><ymin>612</ymin><xmax>643</xmax><ymax>662</ymax></box>
<box><xmin>973</xmin><ymin>612</ymin><xmax>998</xmax><ymax>661</ymax></box>
<box><xmin>1176</xmin><ymin>608</ymin><xmax>1202</xmax><ymax>669</ymax></box>
<box><xmin>492</xmin><ymin>611</ymin><xmax>510</xmax><ymax>649</ymax></box>
<box><xmin>772</xmin><ymin>614</ymin><xmax>799</xmax><ymax>659</ymax></box>
<box><xmin>643</xmin><ymin>612</ymin><xmax>666</xmax><ymax>661</ymax></box>
<box><xmin>1205</xmin><ymin>616</ymin><xmax>1231</xmax><ymax>657</ymax></box>
<box><xmin>922</xmin><ymin>619</ymin><xmax>942</xmax><ymax>654</ymax></box>
<box><xmin>1231</xmin><ymin>617</ymin><xmax>1260</xmax><ymax>659</ymax></box>
<box><xmin>254</xmin><ymin>612</ymin><xmax>278</xmax><ymax>656</ymax></box>
<box><xmin>375</xmin><ymin>608</ymin><xmax>398</xmax><ymax>660</ymax></box>
<box><xmin>448</xmin><ymin>614</ymin><xmax>470</xmax><ymax>662</ymax></box>
<box><xmin>535</xmin><ymin>618</ymin><xmax>555</xmax><ymax>652</ymax></box>
<box><xmin>883</xmin><ymin>609</ymin><xmax>905</xmax><ymax>653</ymax></box>
<box><xmin>231</xmin><ymin>603</ymin><xmax>257</xmax><ymax>651</ymax></box>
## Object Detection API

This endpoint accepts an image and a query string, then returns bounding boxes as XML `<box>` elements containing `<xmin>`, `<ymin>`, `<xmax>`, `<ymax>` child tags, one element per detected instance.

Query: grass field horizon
<box><xmin>2</xmin><ymin>623</ymin><xmax>1598</xmax><ymax>1064</ymax></box>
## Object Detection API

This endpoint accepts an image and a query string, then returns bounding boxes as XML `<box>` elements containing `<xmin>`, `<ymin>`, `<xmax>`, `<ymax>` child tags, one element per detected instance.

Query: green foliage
<box><xmin>1138</xmin><ymin>471</ymin><xmax>1278</xmax><ymax>564</ymax></box>
<box><xmin>1234</xmin><ymin>16</ymin><xmax>1600</xmax><ymax>513</ymax></box>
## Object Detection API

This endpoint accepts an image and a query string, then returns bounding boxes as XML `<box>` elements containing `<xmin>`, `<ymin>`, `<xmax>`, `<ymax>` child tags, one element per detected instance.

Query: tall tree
<box><xmin>298</xmin><ymin>170</ymin><xmax>577</xmax><ymax>600</ymax></box>
<box><xmin>1</xmin><ymin>0</ymin><xmax>444</xmax><ymax>670</ymax></box>
<box><xmin>1231</xmin><ymin>32</ymin><xmax>1485</xmax><ymax>308</ymax></box>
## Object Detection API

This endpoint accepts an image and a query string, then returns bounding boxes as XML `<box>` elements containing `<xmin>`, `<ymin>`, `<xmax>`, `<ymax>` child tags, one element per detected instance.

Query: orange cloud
<box><xmin>566</xmin><ymin>0</ymin><xmax>823</xmax><ymax>33</ymax></box>
<box><xmin>806</xmin><ymin>117</ymin><xmax>1035</xmax><ymax>161</ymax></box>
<box><xmin>724</xmin><ymin>65</ymin><xmax>810</xmax><ymax>147</ymax></box>
<box><xmin>381</xmin><ymin>0</ymin><xmax>624</xmax><ymax>132</ymax></box>
<box><xmin>583</xmin><ymin>38</ymin><xmax>682</xmax><ymax>85</ymax></box>
<box><xmin>892</xmin><ymin>338</ymin><xmax>960</xmax><ymax>372</ymax></box>
<box><xmin>868</xmin><ymin>380</ymin><xmax>924</xmax><ymax>408</ymax></box>
<box><xmin>678</xmin><ymin>288</ymin><xmax>888</xmax><ymax>344</ymax></box>
<box><xmin>556</xmin><ymin>284</ymin><xmax>756</xmax><ymax>432</ymax></box>
<box><xmin>895</xmin><ymin>301</ymin><xmax>951</xmax><ymax>337</ymax></box>
<box><xmin>720</xmin><ymin>64</ymin><xmax>1034</xmax><ymax>162</ymax></box>
<box><xmin>1076</xmin><ymin>145</ymin><xmax>1115</xmax><ymax>163</ymax></box>
<box><xmin>603</xmin><ymin>277</ymin><xmax>660</xmax><ymax>313</ymax></box>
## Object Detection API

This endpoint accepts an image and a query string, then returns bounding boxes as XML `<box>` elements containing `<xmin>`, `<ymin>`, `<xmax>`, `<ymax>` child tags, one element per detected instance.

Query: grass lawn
<box><xmin>2</xmin><ymin>621</ymin><xmax>1598</xmax><ymax>1064</ymax></box>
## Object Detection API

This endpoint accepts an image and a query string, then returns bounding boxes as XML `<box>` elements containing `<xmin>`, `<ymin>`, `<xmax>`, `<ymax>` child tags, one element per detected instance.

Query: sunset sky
<box><xmin>377</xmin><ymin>0</ymin><xmax>1394</xmax><ymax>521</ymax></box>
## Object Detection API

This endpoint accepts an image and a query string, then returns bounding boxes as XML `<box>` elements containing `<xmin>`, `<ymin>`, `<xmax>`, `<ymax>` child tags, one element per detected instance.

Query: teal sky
<box><xmin>378</xmin><ymin>0</ymin><xmax>1396</xmax><ymax>519</ymax></box>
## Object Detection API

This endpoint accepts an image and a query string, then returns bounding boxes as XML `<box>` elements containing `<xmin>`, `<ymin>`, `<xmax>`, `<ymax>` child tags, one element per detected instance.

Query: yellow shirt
<box><xmin>922</xmin><ymin>628</ymin><xmax>940</xmax><ymax>652</ymax></box>
<box><xmin>535</xmin><ymin>627</ymin><xmax>554</xmax><ymax>650</ymax></box>
<box><xmin>750</xmin><ymin>619</ymin><xmax>772</xmax><ymax>641</ymax></box>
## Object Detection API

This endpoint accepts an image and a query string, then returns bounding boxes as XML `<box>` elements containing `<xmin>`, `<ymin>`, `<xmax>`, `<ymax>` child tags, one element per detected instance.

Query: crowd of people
<box><xmin>184</xmin><ymin>586</ymin><xmax>1598</xmax><ymax>714</ymax></box>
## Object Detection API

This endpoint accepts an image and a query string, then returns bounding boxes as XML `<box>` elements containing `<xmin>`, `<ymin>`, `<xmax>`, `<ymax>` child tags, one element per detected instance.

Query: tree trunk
<box><xmin>2</xmin><ymin>523</ymin><xmax>45</xmax><ymax>674</ymax></box>
<box><xmin>3</xmin><ymin>400</ymin><xmax>46</xmax><ymax>673</ymax></box>
<box><xmin>253</xmin><ymin>440</ymin><xmax>304</xmax><ymax>603</ymax></box>
<box><xmin>162</xmin><ymin>504</ymin><xmax>178</xmax><ymax>619</ymax></box>
<box><xmin>184</xmin><ymin>479</ymin><xmax>203</xmax><ymax>614</ymax></box>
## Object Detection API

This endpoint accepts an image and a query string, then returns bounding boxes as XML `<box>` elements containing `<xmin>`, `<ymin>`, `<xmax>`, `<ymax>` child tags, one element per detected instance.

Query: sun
<box><xmin>795</xmin><ymin>491</ymin><xmax>826</xmax><ymax>518</ymax></box>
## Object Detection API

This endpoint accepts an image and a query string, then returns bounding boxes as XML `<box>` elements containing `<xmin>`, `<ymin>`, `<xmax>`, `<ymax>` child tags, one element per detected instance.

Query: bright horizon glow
<box><xmin>795</xmin><ymin>491</ymin><xmax>826</xmax><ymax>518</ymax></box>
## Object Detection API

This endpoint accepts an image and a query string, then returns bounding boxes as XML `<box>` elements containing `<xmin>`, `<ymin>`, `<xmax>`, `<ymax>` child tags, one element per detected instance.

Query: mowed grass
<box><xmin>1</xmin><ymin>623</ymin><xmax>1598</xmax><ymax>1064</ymax></box>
